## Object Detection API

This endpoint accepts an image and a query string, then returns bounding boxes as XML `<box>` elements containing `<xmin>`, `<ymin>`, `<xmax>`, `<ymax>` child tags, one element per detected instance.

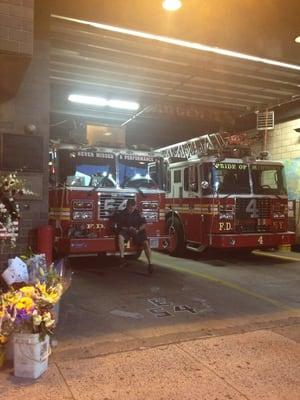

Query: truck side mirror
<box><xmin>201</xmin><ymin>181</ymin><xmax>209</xmax><ymax>190</ymax></box>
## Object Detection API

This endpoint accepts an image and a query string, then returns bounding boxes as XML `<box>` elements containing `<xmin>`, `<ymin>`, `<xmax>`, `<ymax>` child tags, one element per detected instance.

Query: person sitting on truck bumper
<box><xmin>114</xmin><ymin>198</ymin><xmax>153</xmax><ymax>273</ymax></box>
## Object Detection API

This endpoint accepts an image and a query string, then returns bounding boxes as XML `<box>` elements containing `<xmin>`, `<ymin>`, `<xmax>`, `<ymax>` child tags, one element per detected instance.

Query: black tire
<box><xmin>167</xmin><ymin>217</ymin><xmax>185</xmax><ymax>257</ymax></box>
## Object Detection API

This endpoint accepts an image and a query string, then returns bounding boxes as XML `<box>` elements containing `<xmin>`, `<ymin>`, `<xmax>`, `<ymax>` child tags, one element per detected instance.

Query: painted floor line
<box><xmin>157</xmin><ymin>258</ymin><xmax>297</xmax><ymax>312</ymax></box>
<box><xmin>254</xmin><ymin>251</ymin><xmax>300</xmax><ymax>263</ymax></box>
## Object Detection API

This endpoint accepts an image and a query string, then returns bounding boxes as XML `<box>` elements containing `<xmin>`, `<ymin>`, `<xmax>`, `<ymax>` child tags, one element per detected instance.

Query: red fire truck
<box><xmin>156</xmin><ymin>133</ymin><xmax>295</xmax><ymax>256</ymax></box>
<box><xmin>49</xmin><ymin>144</ymin><xmax>170</xmax><ymax>258</ymax></box>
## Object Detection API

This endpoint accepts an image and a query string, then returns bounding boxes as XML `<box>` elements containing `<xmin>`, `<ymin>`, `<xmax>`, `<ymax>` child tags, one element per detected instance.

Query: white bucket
<box><xmin>13</xmin><ymin>333</ymin><xmax>50</xmax><ymax>379</ymax></box>
<box><xmin>5</xmin><ymin>336</ymin><xmax>14</xmax><ymax>361</ymax></box>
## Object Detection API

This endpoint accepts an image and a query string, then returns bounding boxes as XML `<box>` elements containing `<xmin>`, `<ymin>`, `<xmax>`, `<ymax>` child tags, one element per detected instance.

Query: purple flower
<box><xmin>15</xmin><ymin>307</ymin><xmax>34</xmax><ymax>323</ymax></box>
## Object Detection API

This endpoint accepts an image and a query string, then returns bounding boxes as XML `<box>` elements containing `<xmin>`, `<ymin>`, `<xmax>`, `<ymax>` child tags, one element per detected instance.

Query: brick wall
<box><xmin>246</xmin><ymin>118</ymin><xmax>300</xmax><ymax>161</ymax></box>
<box><xmin>264</xmin><ymin>118</ymin><xmax>300</xmax><ymax>161</ymax></box>
<box><xmin>0</xmin><ymin>0</ymin><xmax>49</xmax><ymax>272</ymax></box>
<box><xmin>0</xmin><ymin>0</ymin><xmax>34</xmax><ymax>55</ymax></box>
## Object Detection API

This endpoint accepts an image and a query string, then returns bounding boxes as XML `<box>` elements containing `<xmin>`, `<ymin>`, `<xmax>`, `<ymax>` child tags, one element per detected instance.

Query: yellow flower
<box><xmin>36</xmin><ymin>282</ymin><xmax>47</xmax><ymax>294</ymax></box>
<box><xmin>20</xmin><ymin>286</ymin><xmax>36</xmax><ymax>297</ymax></box>
<box><xmin>15</xmin><ymin>297</ymin><xmax>34</xmax><ymax>310</ymax></box>
<box><xmin>2</xmin><ymin>291</ymin><xmax>21</xmax><ymax>306</ymax></box>
<box><xmin>36</xmin><ymin>282</ymin><xmax>62</xmax><ymax>304</ymax></box>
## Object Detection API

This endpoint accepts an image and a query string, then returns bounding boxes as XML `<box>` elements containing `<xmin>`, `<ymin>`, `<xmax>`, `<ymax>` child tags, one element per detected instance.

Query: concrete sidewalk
<box><xmin>1</xmin><ymin>330</ymin><xmax>299</xmax><ymax>400</ymax></box>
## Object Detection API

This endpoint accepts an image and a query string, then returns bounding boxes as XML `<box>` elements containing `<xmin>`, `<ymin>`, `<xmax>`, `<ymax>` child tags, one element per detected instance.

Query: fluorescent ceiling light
<box><xmin>295</xmin><ymin>36</ymin><xmax>300</xmax><ymax>43</ymax></box>
<box><xmin>162</xmin><ymin>0</ymin><xmax>182</xmax><ymax>11</ymax></box>
<box><xmin>52</xmin><ymin>15</ymin><xmax>300</xmax><ymax>72</ymax></box>
<box><xmin>68</xmin><ymin>94</ymin><xmax>140</xmax><ymax>110</ymax></box>
<box><xmin>107</xmin><ymin>99</ymin><xmax>139</xmax><ymax>110</ymax></box>
<box><xmin>69</xmin><ymin>94</ymin><xmax>106</xmax><ymax>106</ymax></box>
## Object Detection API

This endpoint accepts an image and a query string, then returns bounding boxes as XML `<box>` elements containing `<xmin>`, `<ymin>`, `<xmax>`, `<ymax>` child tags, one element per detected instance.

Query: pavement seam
<box><xmin>54</xmin><ymin>361</ymin><xmax>77</xmax><ymax>400</ymax></box>
<box><xmin>154</xmin><ymin>257</ymin><xmax>297</xmax><ymax>312</ymax></box>
<box><xmin>174</xmin><ymin>344</ymin><xmax>251</xmax><ymax>400</ymax></box>
<box><xmin>53</xmin><ymin>319</ymin><xmax>300</xmax><ymax>363</ymax></box>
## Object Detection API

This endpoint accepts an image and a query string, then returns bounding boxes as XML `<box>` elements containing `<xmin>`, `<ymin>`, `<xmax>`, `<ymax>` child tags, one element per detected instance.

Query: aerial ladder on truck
<box><xmin>157</xmin><ymin>133</ymin><xmax>226</xmax><ymax>160</ymax></box>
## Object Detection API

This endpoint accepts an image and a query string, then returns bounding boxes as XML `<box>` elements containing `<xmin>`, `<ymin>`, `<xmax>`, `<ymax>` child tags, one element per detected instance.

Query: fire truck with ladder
<box><xmin>155</xmin><ymin>133</ymin><xmax>295</xmax><ymax>256</ymax></box>
<box><xmin>48</xmin><ymin>144</ymin><xmax>170</xmax><ymax>259</ymax></box>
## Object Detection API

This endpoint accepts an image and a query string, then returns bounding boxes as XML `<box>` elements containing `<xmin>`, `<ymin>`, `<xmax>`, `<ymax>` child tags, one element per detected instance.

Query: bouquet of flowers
<box><xmin>0</xmin><ymin>172</ymin><xmax>32</xmax><ymax>247</ymax></box>
<box><xmin>0</xmin><ymin>264</ymin><xmax>63</xmax><ymax>342</ymax></box>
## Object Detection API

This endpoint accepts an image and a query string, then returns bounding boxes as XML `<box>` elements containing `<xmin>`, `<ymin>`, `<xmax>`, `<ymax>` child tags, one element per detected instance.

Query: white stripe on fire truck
<box><xmin>49</xmin><ymin>212</ymin><xmax>70</xmax><ymax>215</ymax></box>
<box><xmin>49</xmin><ymin>208</ymin><xmax>70</xmax><ymax>213</ymax></box>
<box><xmin>165</xmin><ymin>205</ymin><xmax>218</xmax><ymax>214</ymax></box>
<box><xmin>49</xmin><ymin>216</ymin><xmax>70</xmax><ymax>221</ymax></box>
<box><xmin>49</xmin><ymin>212</ymin><xmax>71</xmax><ymax>220</ymax></box>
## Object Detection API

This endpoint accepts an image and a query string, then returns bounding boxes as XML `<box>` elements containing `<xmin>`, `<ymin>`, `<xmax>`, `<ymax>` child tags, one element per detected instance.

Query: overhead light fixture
<box><xmin>52</xmin><ymin>15</ymin><xmax>300</xmax><ymax>72</ymax></box>
<box><xmin>69</xmin><ymin>94</ymin><xmax>107</xmax><ymax>106</ymax></box>
<box><xmin>295</xmin><ymin>36</ymin><xmax>300</xmax><ymax>43</ymax></box>
<box><xmin>107</xmin><ymin>99</ymin><xmax>139</xmax><ymax>110</ymax></box>
<box><xmin>68</xmin><ymin>94</ymin><xmax>140</xmax><ymax>110</ymax></box>
<box><xmin>162</xmin><ymin>0</ymin><xmax>182</xmax><ymax>11</ymax></box>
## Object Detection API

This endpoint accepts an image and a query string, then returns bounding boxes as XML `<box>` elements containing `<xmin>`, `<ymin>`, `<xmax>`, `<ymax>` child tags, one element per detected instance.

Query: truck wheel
<box><xmin>167</xmin><ymin>218</ymin><xmax>185</xmax><ymax>257</ymax></box>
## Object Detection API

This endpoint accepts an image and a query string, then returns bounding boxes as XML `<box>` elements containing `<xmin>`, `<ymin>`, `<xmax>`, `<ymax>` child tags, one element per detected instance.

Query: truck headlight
<box><xmin>273</xmin><ymin>213</ymin><xmax>285</xmax><ymax>219</ymax></box>
<box><xmin>72</xmin><ymin>211</ymin><xmax>93</xmax><ymax>220</ymax></box>
<box><xmin>219</xmin><ymin>213</ymin><xmax>234</xmax><ymax>220</ymax></box>
<box><xmin>142</xmin><ymin>212</ymin><xmax>158</xmax><ymax>222</ymax></box>
<box><xmin>73</xmin><ymin>200</ymin><xmax>93</xmax><ymax>210</ymax></box>
<box><xmin>141</xmin><ymin>201</ymin><xmax>159</xmax><ymax>211</ymax></box>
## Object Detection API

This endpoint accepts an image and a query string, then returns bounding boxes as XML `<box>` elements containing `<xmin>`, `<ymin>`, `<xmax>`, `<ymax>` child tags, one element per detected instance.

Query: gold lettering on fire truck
<box><xmin>87</xmin><ymin>223</ymin><xmax>105</xmax><ymax>229</ymax></box>
<box><xmin>77</xmin><ymin>151</ymin><xmax>114</xmax><ymax>159</ymax></box>
<box><xmin>219</xmin><ymin>222</ymin><xmax>232</xmax><ymax>231</ymax></box>
<box><xmin>215</xmin><ymin>163</ymin><xmax>247</xmax><ymax>170</ymax></box>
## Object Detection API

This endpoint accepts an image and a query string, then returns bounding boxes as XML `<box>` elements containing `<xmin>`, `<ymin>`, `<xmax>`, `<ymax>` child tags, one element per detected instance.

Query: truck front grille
<box><xmin>98</xmin><ymin>192</ymin><xmax>135</xmax><ymax>219</ymax></box>
<box><xmin>236</xmin><ymin>198</ymin><xmax>271</xmax><ymax>219</ymax></box>
<box><xmin>235</xmin><ymin>198</ymin><xmax>272</xmax><ymax>233</ymax></box>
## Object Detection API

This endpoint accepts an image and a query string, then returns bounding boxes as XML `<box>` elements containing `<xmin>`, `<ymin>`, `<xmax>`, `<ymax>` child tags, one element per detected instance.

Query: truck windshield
<box><xmin>212</xmin><ymin>162</ymin><xmax>251</xmax><ymax>194</ymax></box>
<box><xmin>57</xmin><ymin>149</ymin><xmax>116</xmax><ymax>187</ymax></box>
<box><xmin>118</xmin><ymin>154</ymin><xmax>162</xmax><ymax>189</ymax></box>
<box><xmin>251</xmin><ymin>164</ymin><xmax>287</xmax><ymax>195</ymax></box>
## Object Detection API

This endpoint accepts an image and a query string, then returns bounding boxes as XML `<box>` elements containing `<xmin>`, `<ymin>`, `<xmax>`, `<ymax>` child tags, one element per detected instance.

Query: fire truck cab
<box><xmin>157</xmin><ymin>133</ymin><xmax>295</xmax><ymax>255</ymax></box>
<box><xmin>49</xmin><ymin>144</ymin><xmax>170</xmax><ymax>258</ymax></box>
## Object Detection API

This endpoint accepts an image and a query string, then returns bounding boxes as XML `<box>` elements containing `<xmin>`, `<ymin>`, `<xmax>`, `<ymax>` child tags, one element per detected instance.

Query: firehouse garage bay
<box><xmin>1</xmin><ymin>2</ymin><xmax>300</xmax><ymax>397</ymax></box>
<box><xmin>48</xmin><ymin>133</ymin><xmax>293</xmax><ymax>259</ymax></box>
<box><xmin>46</xmin><ymin>129</ymin><xmax>300</xmax><ymax>397</ymax></box>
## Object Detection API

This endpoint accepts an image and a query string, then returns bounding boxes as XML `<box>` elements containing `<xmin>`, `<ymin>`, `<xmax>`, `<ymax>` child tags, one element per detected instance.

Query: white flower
<box><xmin>32</xmin><ymin>311</ymin><xmax>42</xmax><ymax>326</ymax></box>
<box><xmin>43</xmin><ymin>312</ymin><xmax>52</xmax><ymax>322</ymax></box>
<box><xmin>45</xmin><ymin>319</ymin><xmax>54</xmax><ymax>328</ymax></box>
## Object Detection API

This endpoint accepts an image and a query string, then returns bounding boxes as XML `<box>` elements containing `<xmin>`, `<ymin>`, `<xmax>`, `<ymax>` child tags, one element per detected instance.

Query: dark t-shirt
<box><xmin>114</xmin><ymin>208</ymin><xmax>146</xmax><ymax>231</ymax></box>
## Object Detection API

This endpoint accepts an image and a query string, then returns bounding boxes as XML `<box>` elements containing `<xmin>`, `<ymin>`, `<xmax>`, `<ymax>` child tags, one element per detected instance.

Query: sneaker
<box><xmin>147</xmin><ymin>263</ymin><xmax>154</xmax><ymax>275</ymax></box>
